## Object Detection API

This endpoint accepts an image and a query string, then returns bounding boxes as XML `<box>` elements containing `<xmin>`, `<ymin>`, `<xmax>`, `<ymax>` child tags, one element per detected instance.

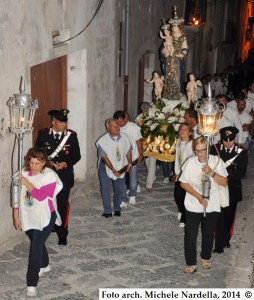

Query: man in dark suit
<box><xmin>211</xmin><ymin>126</ymin><xmax>248</xmax><ymax>253</ymax></box>
<box><xmin>35</xmin><ymin>109</ymin><xmax>81</xmax><ymax>245</ymax></box>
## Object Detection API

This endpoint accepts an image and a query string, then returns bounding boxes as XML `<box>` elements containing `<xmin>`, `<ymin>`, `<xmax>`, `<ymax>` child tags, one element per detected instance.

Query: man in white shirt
<box><xmin>210</xmin><ymin>73</ymin><xmax>223</xmax><ymax>97</ymax></box>
<box><xmin>237</xmin><ymin>98</ymin><xmax>253</xmax><ymax>150</ymax></box>
<box><xmin>227</xmin><ymin>91</ymin><xmax>252</xmax><ymax>114</ymax></box>
<box><xmin>96</xmin><ymin>119</ymin><xmax>132</xmax><ymax>218</ymax></box>
<box><xmin>113</xmin><ymin>111</ymin><xmax>143</xmax><ymax>207</ymax></box>
<box><xmin>215</xmin><ymin>95</ymin><xmax>243</xmax><ymax>144</ymax></box>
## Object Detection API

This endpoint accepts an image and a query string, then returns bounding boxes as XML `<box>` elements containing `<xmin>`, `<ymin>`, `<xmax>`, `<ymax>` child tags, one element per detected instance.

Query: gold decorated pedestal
<box><xmin>142</xmin><ymin>135</ymin><xmax>176</xmax><ymax>162</ymax></box>
<box><xmin>143</xmin><ymin>151</ymin><xmax>175</xmax><ymax>162</ymax></box>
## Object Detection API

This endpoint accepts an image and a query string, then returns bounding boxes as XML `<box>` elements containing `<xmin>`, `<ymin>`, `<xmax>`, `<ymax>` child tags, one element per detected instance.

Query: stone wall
<box><xmin>0</xmin><ymin>0</ymin><xmax>117</xmax><ymax>252</ymax></box>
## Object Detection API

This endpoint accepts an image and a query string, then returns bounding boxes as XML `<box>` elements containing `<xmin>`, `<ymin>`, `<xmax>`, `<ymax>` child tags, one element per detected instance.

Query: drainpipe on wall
<box><xmin>124</xmin><ymin>0</ymin><xmax>129</xmax><ymax>112</ymax></box>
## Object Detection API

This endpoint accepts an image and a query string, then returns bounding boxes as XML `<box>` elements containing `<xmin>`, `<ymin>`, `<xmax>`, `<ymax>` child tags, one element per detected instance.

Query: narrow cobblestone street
<box><xmin>0</xmin><ymin>150</ymin><xmax>254</xmax><ymax>299</ymax></box>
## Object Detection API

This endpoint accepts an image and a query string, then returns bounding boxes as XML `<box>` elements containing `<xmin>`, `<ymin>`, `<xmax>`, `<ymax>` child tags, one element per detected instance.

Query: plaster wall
<box><xmin>0</xmin><ymin>0</ymin><xmax>116</xmax><ymax>252</ymax></box>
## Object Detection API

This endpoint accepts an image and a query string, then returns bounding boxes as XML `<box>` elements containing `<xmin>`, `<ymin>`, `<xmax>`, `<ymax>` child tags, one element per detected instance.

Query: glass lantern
<box><xmin>195</xmin><ymin>98</ymin><xmax>224</xmax><ymax>136</ymax></box>
<box><xmin>7</xmin><ymin>77</ymin><xmax>38</xmax><ymax>134</ymax></box>
<box><xmin>7</xmin><ymin>77</ymin><xmax>38</xmax><ymax>208</ymax></box>
<box><xmin>194</xmin><ymin>83</ymin><xmax>225</xmax><ymax>137</ymax></box>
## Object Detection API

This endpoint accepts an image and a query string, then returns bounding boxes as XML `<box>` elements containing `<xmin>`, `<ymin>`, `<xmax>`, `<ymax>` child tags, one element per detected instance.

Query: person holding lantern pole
<box><xmin>179</xmin><ymin>136</ymin><xmax>228</xmax><ymax>273</ymax></box>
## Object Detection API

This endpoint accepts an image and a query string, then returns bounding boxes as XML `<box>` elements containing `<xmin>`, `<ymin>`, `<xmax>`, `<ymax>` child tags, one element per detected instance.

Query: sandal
<box><xmin>184</xmin><ymin>265</ymin><xmax>196</xmax><ymax>274</ymax></box>
<box><xmin>201</xmin><ymin>259</ymin><xmax>212</xmax><ymax>269</ymax></box>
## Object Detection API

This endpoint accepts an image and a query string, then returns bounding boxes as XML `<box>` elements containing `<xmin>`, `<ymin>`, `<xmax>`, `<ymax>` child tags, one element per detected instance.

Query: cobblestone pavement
<box><xmin>0</xmin><ymin>152</ymin><xmax>254</xmax><ymax>299</ymax></box>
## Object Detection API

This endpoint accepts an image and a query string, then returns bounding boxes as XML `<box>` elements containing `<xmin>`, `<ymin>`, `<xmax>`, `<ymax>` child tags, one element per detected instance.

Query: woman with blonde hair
<box><xmin>179</xmin><ymin>137</ymin><xmax>228</xmax><ymax>273</ymax></box>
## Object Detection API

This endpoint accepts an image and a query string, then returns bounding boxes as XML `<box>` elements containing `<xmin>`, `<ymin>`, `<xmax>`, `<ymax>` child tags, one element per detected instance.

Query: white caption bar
<box><xmin>100</xmin><ymin>289</ymin><xmax>254</xmax><ymax>300</ymax></box>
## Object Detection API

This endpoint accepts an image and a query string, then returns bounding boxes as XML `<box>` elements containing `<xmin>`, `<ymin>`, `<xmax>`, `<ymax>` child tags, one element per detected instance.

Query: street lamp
<box><xmin>7</xmin><ymin>77</ymin><xmax>39</xmax><ymax>208</ymax></box>
<box><xmin>194</xmin><ymin>85</ymin><xmax>225</xmax><ymax>216</ymax></box>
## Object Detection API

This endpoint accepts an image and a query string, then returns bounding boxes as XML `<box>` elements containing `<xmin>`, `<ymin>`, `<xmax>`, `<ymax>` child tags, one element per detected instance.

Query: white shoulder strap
<box><xmin>49</xmin><ymin>131</ymin><xmax>72</xmax><ymax>160</ymax></box>
<box><xmin>225</xmin><ymin>148</ymin><xmax>243</xmax><ymax>166</ymax></box>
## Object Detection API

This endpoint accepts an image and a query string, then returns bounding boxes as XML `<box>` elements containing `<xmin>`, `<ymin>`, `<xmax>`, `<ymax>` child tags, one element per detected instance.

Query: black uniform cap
<box><xmin>48</xmin><ymin>109</ymin><xmax>70</xmax><ymax>122</ymax></box>
<box><xmin>220</xmin><ymin>126</ymin><xmax>239</xmax><ymax>142</ymax></box>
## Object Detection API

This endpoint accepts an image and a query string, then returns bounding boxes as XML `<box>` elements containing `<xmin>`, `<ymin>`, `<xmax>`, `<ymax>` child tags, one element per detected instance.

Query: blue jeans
<box><xmin>128</xmin><ymin>164</ymin><xmax>138</xmax><ymax>198</ymax></box>
<box><xmin>98</xmin><ymin>161</ymin><xmax>126</xmax><ymax>213</ymax></box>
<box><xmin>26</xmin><ymin>212</ymin><xmax>56</xmax><ymax>287</ymax></box>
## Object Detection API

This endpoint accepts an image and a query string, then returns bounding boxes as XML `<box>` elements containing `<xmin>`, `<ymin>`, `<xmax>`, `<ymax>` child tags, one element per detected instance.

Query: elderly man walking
<box><xmin>96</xmin><ymin>119</ymin><xmax>132</xmax><ymax>217</ymax></box>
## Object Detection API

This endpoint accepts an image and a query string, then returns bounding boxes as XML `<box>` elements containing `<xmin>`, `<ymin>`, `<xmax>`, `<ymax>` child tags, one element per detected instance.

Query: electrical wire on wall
<box><xmin>54</xmin><ymin>0</ymin><xmax>104</xmax><ymax>46</ymax></box>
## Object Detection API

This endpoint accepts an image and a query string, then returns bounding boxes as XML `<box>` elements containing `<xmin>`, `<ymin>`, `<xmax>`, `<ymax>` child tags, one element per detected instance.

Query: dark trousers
<box><xmin>55</xmin><ymin>185</ymin><xmax>71</xmax><ymax>239</ymax></box>
<box><xmin>214</xmin><ymin>203</ymin><xmax>237</xmax><ymax>249</ymax></box>
<box><xmin>174</xmin><ymin>182</ymin><xmax>186</xmax><ymax>223</ymax></box>
<box><xmin>125</xmin><ymin>173</ymin><xmax>130</xmax><ymax>189</ymax></box>
<box><xmin>185</xmin><ymin>210</ymin><xmax>219</xmax><ymax>266</ymax></box>
<box><xmin>162</xmin><ymin>162</ymin><xmax>171</xmax><ymax>178</ymax></box>
<box><xmin>26</xmin><ymin>212</ymin><xmax>56</xmax><ymax>287</ymax></box>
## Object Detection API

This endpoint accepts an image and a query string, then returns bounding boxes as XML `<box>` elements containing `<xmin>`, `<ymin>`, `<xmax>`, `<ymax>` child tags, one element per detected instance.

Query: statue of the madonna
<box><xmin>160</xmin><ymin>6</ymin><xmax>188</xmax><ymax>100</ymax></box>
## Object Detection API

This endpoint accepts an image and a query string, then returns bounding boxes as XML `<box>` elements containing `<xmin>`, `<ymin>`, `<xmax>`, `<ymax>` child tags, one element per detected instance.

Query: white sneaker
<box><xmin>129</xmin><ymin>196</ymin><xmax>136</xmax><ymax>205</ymax></box>
<box><xmin>126</xmin><ymin>189</ymin><xmax>130</xmax><ymax>196</ymax></box>
<box><xmin>137</xmin><ymin>185</ymin><xmax>141</xmax><ymax>193</ymax></box>
<box><xmin>120</xmin><ymin>202</ymin><xmax>128</xmax><ymax>208</ymax></box>
<box><xmin>177</xmin><ymin>212</ymin><xmax>182</xmax><ymax>220</ymax></box>
<box><xmin>38</xmin><ymin>265</ymin><xmax>51</xmax><ymax>277</ymax></box>
<box><xmin>163</xmin><ymin>177</ymin><xmax>169</xmax><ymax>184</ymax></box>
<box><xmin>179</xmin><ymin>222</ymin><xmax>185</xmax><ymax>228</ymax></box>
<box><xmin>27</xmin><ymin>286</ymin><xmax>38</xmax><ymax>297</ymax></box>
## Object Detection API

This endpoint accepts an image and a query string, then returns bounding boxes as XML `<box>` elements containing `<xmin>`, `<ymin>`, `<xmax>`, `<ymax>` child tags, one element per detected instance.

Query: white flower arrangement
<box><xmin>140</xmin><ymin>99</ymin><xmax>189</xmax><ymax>150</ymax></box>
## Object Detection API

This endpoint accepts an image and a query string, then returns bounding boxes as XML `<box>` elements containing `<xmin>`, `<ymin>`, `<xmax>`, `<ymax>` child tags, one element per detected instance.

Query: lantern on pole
<box><xmin>7</xmin><ymin>77</ymin><xmax>38</xmax><ymax>208</ymax></box>
<box><xmin>194</xmin><ymin>84</ymin><xmax>225</xmax><ymax>216</ymax></box>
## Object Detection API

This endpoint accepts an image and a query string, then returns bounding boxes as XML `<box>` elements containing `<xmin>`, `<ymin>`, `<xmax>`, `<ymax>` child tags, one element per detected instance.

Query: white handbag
<box><xmin>218</xmin><ymin>185</ymin><xmax>229</xmax><ymax>208</ymax></box>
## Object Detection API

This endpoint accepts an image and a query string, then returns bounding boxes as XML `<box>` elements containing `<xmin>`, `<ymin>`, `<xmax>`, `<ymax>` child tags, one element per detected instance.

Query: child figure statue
<box><xmin>145</xmin><ymin>71</ymin><xmax>164</xmax><ymax>100</ymax></box>
<box><xmin>186</xmin><ymin>73</ymin><xmax>197</xmax><ymax>105</ymax></box>
<box><xmin>159</xmin><ymin>26</ymin><xmax>174</xmax><ymax>57</ymax></box>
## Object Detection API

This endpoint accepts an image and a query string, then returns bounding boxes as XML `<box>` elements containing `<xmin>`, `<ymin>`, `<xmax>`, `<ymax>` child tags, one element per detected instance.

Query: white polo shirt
<box><xmin>120</xmin><ymin>122</ymin><xmax>142</xmax><ymax>161</ymax></box>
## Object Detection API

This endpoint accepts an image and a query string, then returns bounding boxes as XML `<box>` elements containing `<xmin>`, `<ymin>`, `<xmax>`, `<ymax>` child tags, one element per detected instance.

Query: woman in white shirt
<box><xmin>173</xmin><ymin>123</ymin><xmax>194</xmax><ymax>227</ymax></box>
<box><xmin>179</xmin><ymin>137</ymin><xmax>228</xmax><ymax>273</ymax></box>
<box><xmin>12</xmin><ymin>147</ymin><xmax>62</xmax><ymax>297</ymax></box>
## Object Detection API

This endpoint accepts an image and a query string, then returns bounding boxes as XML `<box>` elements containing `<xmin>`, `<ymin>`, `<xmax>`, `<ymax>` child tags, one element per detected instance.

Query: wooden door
<box><xmin>30</xmin><ymin>55</ymin><xmax>67</xmax><ymax>145</ymax></box>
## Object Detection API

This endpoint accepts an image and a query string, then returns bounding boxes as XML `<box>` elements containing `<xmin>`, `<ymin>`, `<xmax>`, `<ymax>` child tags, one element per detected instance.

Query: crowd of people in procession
<box><xmin>11</xmin><ymin>12</ymin><xmax>254</xmax><ymax>297</ymax></box>
<box><xmin>15</xmin><ymin>81</ymin><xmax>252</xmax><ymax>296</ymax></box>
<box><xmin>95</xmin><ymin>55</ymin><xmax>253</xmax><ymax>276</ymax></box>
